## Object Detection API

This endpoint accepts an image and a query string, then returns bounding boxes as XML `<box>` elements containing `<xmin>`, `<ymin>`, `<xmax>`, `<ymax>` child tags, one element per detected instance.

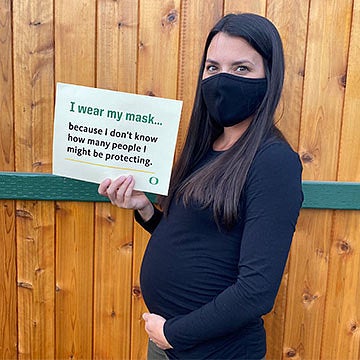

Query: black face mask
<box><xmin>201</xmin><ymin>73</ymin><xmax>267</xmax><ymax>127</ymax></box>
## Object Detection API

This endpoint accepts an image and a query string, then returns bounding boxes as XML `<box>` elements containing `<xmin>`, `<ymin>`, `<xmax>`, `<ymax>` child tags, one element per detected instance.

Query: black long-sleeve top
<box><xmin>136</xmin><ymin>138</ymin><xmax>303</xmax><ymax>359</ymax></box>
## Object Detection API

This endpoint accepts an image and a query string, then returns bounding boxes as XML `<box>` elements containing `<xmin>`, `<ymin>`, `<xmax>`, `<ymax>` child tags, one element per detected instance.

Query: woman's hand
<box><xmin>98</xmin><ymin>175</ymin><xmax>154</xmax><ymax>221</ymax></box>
<box><xmin>143</xmin><ymin>312</ymin><xmax>173</xmax><ymax>350</ymax></box>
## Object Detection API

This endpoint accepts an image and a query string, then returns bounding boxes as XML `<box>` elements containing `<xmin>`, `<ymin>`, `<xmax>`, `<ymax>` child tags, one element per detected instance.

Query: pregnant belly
<box><xmin>140</xmin><ymin>239</ymin><xmax>238</xmax><ymax>318</ymax></box>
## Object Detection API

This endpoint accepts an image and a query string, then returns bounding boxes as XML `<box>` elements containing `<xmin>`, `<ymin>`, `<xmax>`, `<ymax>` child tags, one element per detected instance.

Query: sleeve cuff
<box><xmin>134</xmin><ymin>206</ymin><xmax>163</xmax><ymax>233</ymax></box>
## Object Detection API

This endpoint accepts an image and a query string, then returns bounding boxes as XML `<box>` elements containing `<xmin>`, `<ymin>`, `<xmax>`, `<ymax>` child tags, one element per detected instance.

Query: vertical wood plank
<box><xmin>321</xmin><ymin>2</ymin><xmax>360</xmax><ymax>359</ymax></box>
<box><xmin>16</xmin><ymin>201</ymin><xmax>55</xmax><ymax>359</ymax></box>
<box><xmin>264</xmin><ymin>3</ymin><xmax>310</xmax><ymax>359</ymax></box>
<box><xmin>137</xmin><ymin>0</ymin><xmax>181</xmax><ymax>99</ymax></box>
<box><xmin>267</xmin><ymin>0</ymin><xmax>310</xmax><ymax>150</ymax></box>
<box><xmin>54</xmin><ymin>1</ymin><xmax>96</xmax><ymax>358</ymax></box>
<box><xmin>12</xmin><ymin>1</ymin><xmax>55</xmax><ymax>358</ymax></box>
<box><xmin>0</xmin><ymin>0</ymin><xmax>14</xmax><ymax>171</ymax></box>
<box><xmin>131</xmin><ymin>223</ymin><xmax>151</xmax><ymax>360</ymax></box>
<box><xmin>54</xmin><ymin>0</ymin><xmax>96</xmax><ymax>86</ymax></box>
<box><xmin>337</xmin><ymin>0</ymin><xmax>360</xmax><ymax>183</ymax></box>
<box><xmin>96</xmin><ymin>0</ymin><xmax>138</xmax><ymax>93</ymax></box>
<box><xmin>13</xmin><ymin>0</ymin><xmax>54</xmax><ymax>173</ymax></box>
<box><xmin>94</xmin><ymin>0</ymin><xmax>138</xmax><ymax>358</ymax></box>
<box><xmin>55</xmin><ymin>202</ymin><xmax>94</xmax><ymax>359</ymax></box>
<box><xmin>298</xmin><ymin>0</ymin><xmax>352</xmax><ymax>181</ymax></box>
<box><xmin>93</xmin><ymin>207</ymin><xmax>134</xmax><ymax>359</ymax></box>
<box><xmin>263</xmin><ymin>268</ymin><xmax>289</xmax><ymax>360</ymax></box>
<box><xmin>283</xmin><ymin>209</ymin><xmax>334</xmax><ymax>360</ymax></box>
<box><xmin>321</xmin><ymin>210</ymin><xmax>360</xmax><ymax>360</ymax></box>
<box><xmin>176</xmin><ymin>0</ymin><xmax>223</xmax><ymax>155</ymax></box>
<box><xmin>132</xmin><ymin>1</ymin><xmax>181</xmax><ymax>358</ymax></box>
<box><xmin>0</xmin><ymin>1</ymin><xmax>17</xmax><ymax>358</ymax></box>
<box><xmin>224</xmin><ymin>0</ymin><xmax>266</xmax><ymax>15</ymax></box>
<box><xmin>0</xmin><ymin>201</ymin><xmax>17</xmax><ymax>359</ymax></box>
<box><xmin>283</xmin><ymin>1</ymin><xmax>353</xmax><ymax>359</ymax></box>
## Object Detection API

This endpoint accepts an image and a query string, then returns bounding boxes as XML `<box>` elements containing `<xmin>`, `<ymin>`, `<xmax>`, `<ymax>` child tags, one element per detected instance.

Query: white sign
<box><xmin>53</xmin><ymin>83</ymin><xmax>183</xmax><ymax>195</ymax></box>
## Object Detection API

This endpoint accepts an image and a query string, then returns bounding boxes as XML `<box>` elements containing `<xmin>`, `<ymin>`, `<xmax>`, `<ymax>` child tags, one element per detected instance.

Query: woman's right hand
<box><xmin>98</xmin><ymin>175</ymin><xmax>154</xmax><ymax>221</ymax></box>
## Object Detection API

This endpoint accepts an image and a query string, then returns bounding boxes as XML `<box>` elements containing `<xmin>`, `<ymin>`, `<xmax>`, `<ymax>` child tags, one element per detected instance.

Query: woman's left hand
<box><xmin>142</xmin><ymin>312</ymin><xmax>173</xmax><ymax>350</ymax></box>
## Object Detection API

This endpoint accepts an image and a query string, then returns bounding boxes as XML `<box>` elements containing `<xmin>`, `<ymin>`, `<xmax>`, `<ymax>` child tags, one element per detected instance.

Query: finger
<box><xmin>123</xmin><ymin>176</ymin><xmax>135</xmax><ymax>204</ymax></box>
<box><xmin>114</xmin><ymin>176</ymin><xmax>134</xmax><ymax>206</ymax></box>
<box><xmin>107</xmin><ymin>175</ymin><xmax>127</xmax><ymax>193</ymax></box>
<box><xmin>106</xmin><ymin>176</ymin><xmax>127</xmax><ymax>202</ymax></box>
<box><xmin>142</xmin><ymin>312</ymin><xmax>150</xmax><ymax>321</ymax></box>
<box><xmin>98</xmin><ymin>178</ymin><xmax>111</xmax><ymax>196</ymax></box>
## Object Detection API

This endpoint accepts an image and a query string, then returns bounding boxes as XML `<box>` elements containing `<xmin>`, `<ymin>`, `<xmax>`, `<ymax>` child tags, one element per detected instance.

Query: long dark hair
<box><xmin>160</xmin><ymin>13</ymin><xmax>286</xmax><ymax>228</ymax></box>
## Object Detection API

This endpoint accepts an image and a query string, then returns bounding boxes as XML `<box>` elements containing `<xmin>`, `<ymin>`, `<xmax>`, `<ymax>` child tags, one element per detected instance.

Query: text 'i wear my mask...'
<box><xmin>201</xmin><ymin>73</ymin><xmax>267</xmax><ymax>127</ymax></box>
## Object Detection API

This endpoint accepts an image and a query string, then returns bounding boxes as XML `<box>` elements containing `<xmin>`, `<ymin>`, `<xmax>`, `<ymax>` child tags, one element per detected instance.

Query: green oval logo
<box><xmin>149</xmin><ymin>177</ymin><xmax>159</xmax><ymax>185</ymax></box>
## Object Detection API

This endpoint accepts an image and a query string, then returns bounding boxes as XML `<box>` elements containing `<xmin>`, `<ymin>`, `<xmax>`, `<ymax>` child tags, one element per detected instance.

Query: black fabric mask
<box><xmin>201</xmin><ymin>73</ymin><xmax>267</xmax><ymax>127</ymax></box>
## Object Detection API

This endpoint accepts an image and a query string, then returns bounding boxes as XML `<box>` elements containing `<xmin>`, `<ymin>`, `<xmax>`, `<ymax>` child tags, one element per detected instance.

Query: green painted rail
<box><xmin>0</xmin><ymin>172</ymin><xmax>359</xmax><ymax>210</ymax></box>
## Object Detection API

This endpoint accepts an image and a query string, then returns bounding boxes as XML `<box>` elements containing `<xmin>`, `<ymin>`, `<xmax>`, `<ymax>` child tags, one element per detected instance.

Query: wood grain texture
<box><xmin>12</xmin><ymin>2</ymin><xmax>56</xmax><ymax>359</ymax></box>
<box><xmin>283</xmin><ymin>1</ymin><xmax>354</xmax><ymax>359</ymax></box>
<box><xmin>321</xmin><ymin>210</ymin><xmax>360</xmax><ymax>360</ymax></box>
<box><xmin>13</xmin><ymin>0</ymin><xmax>54</xmax><ymax>173</ymax></box>
<box><xmin>54</xmin><ymin>1</ymin><xmax>96</xmax><ymax>358</ymax></box>
<box><xmin>94</xmin><ymin>1</ymin><xmax>139</xmax><ymax>358</ymax></box>
<box><xmin>263</xmin><ymin>268</ymin><xmax>289</xmax><ymax>360</ymax></box>
<box><xmin>321</xmin><ymin>3</ymin><xmax>360</xmax><ymax>359</ymax></box>
<box><xmin>264</xmin><ymin>2</ymin><xmax>310</xmax><ymax>358</ymax></box>
<box><xmin>16</xmin><ymin>201</ymin><xmax>55</xmax><ymax>359</ymax></box>
<box><xmin>0</xmin><ymin>201</ymin><xmax>17</xmax><ymax>359</ymax></box>
<box><xmin>96</xmin><ymin>0</ymin><xmax>138</xmax><ymax>93</ymax></box>
<box><xmin>176</xmin><ymin>0</ymin><xmax>223</xmax><ymax>157</ymax></box>
<box><xmin>0</xmin><ymin>3</ymin><xmax>16</xmax><ymax>358</ymax></box>
<box><xmin>137</xmin><ymin>0</ymin><xmax>181</xmax><ymax>99</ymax></box>
<box><xmin>283</xmin><ymin>209</ymin><xmax>333</xmax><ymax>359</ymax></box>
<box><xmin>267</xmin><ymin>0</ymin><xmax>310</xmax><ymax>151</ymax></box>
<box><xmin>93</xmin><ymin>206</ymin><xmax>134</xmax><ymax>359</ymax></box>
<box><xmin>131</xmin><ymin>222</ymin><xmax>151</xmax><ymax>360</ymax></box>
<box><xmin>298</xmin><ymin>0</ymin><xmax>353</xmax><ymax>181</ymax></box>
<box><xmin>338</xmin><ymin>0</ymin><xmax>360</xmax><ymax>183</ymax></box>
<box><xmin>224</xmin><ymin>0</ymin><xmax>266</xmax><ymax>15</ymax></box>
<box><xmin>54</xmin><ymin>0</ymin><xmax>96</xmax><ymax>86</ymax></box>
<box><xmin>55</xmin><ymin>201</ymin><xmax>94</xmax><ymax>359</ymax></box>
<box><xmin>0</xmin><ymin>0</ymin><xmax>14</xmax><ymax>171</ymax></box>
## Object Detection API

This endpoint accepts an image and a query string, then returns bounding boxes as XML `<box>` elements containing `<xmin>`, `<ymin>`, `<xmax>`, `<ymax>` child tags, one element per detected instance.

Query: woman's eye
<box><xmin>235</xmin><ymin>65</ymin><xmax>249</xmax><ymax>73</ymax></box>
<box><xmin>206</xmin><ymin>65</ymin><xmax>217</xmax><ymax>73</ymax></box>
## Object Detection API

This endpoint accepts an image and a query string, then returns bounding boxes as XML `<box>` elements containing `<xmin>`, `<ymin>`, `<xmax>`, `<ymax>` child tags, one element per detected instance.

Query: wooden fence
<box><xmin>0</xmin><ymin>0</ymin><xmax>359</xmax><ymax>359</ymax></box>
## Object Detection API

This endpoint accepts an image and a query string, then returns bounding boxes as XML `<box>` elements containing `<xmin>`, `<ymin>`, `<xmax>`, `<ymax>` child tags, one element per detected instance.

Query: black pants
<box><xmin>147</xmin><ymin>340</ymin><xmax>266</xmax><ymax>360</ymax></box>
<box><xmin>147</xmin><ymin>340</ymin><xmax>169</xmax><ymax>360</ymax></box>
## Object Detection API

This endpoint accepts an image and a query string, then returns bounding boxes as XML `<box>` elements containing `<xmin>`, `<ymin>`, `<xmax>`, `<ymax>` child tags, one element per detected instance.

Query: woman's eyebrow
<box><xmin>204</xmin><ymin>58</ymin><xmax>220</xmax><ymax>64</ymax></box>
<box><xmin>233</xmin><ymin>60</ymin><xmax>255</xmax><ymax>65</ymax></box>
<box><xmin>205</xmin><ymin>58</ymin><xmax>255</xmax><ymax>66</ymax></box>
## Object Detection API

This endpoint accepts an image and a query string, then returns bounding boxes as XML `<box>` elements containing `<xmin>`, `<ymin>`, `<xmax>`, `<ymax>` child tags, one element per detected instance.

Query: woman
<box><xmin>99</xmin><ymin>13</ymin><xmax>303</xmax><ymax>360</ymax></box>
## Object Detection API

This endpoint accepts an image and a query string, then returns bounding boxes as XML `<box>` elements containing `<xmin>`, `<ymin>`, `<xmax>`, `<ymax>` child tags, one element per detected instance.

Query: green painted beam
<box><xmin>301</xmin><ymin>180</ymin><xmax>359</xmax><ymax>210</ymax></box>
<box><xmin>0</xmin><ymin>172</ymin><xmax>359</xmax><ymax>210</ymax></box>
<box><xmin>0</xmin><ymin>172</ymin><xmax>157</xmax><ymax>203</ymax></box>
